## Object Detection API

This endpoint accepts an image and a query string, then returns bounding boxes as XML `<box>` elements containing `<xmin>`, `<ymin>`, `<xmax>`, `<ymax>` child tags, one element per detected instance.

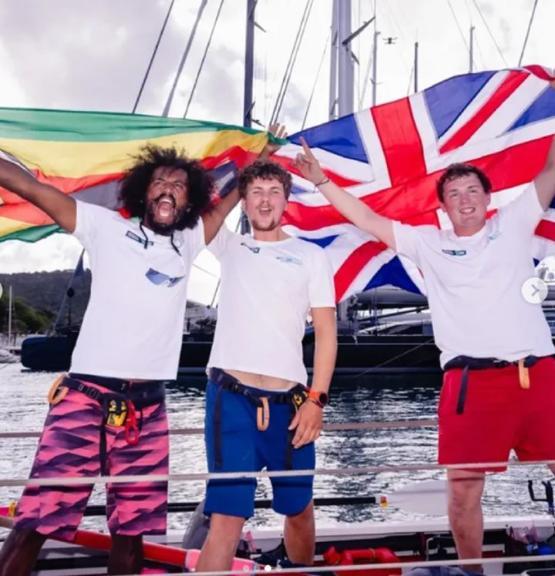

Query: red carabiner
<box><xmin>125</xmin><ymin>402</ymin><xmax>139</xmax><ymax>445</ymax></box>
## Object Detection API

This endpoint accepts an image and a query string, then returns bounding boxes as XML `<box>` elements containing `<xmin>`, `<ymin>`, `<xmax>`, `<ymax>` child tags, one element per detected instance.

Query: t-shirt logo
<box><xmin>145</xmin><ymin>268</ymin><xmax>184</xmax><ymax>287</ymax></box>
<box><xmin>275</xmin><ymin>255</ymin><xmax>303</xmax><ymax>266</ymax></box>
<box><xmin>441</xmin><ymin>249</ymin><xmax>467</xmax><ymax>256</ymax></box>
<box><xmin>126</xmin><ymin>230</ymin><xmax>153</xmax><ymax>247</ymax></box>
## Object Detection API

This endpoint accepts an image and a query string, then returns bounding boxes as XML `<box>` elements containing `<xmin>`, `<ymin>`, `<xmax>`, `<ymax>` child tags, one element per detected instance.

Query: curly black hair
<box><xmin>119</xmin><ymin>144</ymin><xmax>214</xmax><ymax>230</ymax></box>
<box><xmin>436</xmin><ymin>163</ymin><xmax>491</xmax><ymax>202</ymax></box>
<box><xmin>238</xmin><ymin>160</ymin><xmax>292</xmax><ymax>199</ymax></box>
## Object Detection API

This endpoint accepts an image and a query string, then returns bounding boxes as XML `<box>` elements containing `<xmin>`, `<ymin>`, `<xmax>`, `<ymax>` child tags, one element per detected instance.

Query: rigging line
<box><xmin>1</xmin><ymin>456</ymin><xmax>554</xmax><ymax>487</ymax></box>
<box><xmin>445</xmin><ymin>0</ymin><xmax>470</xmax><ymax>55</ymax></box>
<box><xmin>163</xmin><ymin>0</ymin><xmax>208</xmax><ymax>117</ymax></box>
<box><xmin>0</xmin><ymin>418</ymin><xmax>438</xmax><ymax>440</ymax></box>
<box><xmin>350</xmin><ymin>337</ymin><xmax>436</xmax><ymax>379</ymax></box>
<box><xmin>301</xmin><ymin>30</ymin><xmax>330</xmax><ymax>130</ymax></box>
<box><xmin>183</xmin><ymin>0</ymin><xmax>226</xmax><ymax>118</ymax></box>
<box><xmin>132</xmin><ymin>0</ymin><xmax>176</xmax><ymax>113</ymax></box>
<box><xmin>192</xmin><ymin>262</ymin><xmax>218</xmax><ymax>278</ymax></box>
<box><xmin>471</xmin><ymin>0</ymin><xmax>508</xmax><ymax>67</ymax></box>
<box><xmin>269</xmin><ymin>0</ymin><xmax>315</xmax><ymax>125</ymax></box>
<box><xmin>518</xmin><ymin>0</ymin><xmax>539</xmax><ymax>67</ymax></box>
<box><xmin>270</xmin><ymin>0</ymin><xmax>313</xmax><ymax>124</ymax></box>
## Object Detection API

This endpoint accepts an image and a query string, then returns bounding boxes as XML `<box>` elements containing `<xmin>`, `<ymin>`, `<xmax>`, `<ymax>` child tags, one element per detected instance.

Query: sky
<box><xmin>0</xmin><ymin>0</ymin><xmax>554</xmax><ymax>303</ymax></box>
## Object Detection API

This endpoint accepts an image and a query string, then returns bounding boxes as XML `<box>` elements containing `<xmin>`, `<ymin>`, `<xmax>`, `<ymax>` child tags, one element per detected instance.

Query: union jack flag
<box><xmin>274</xmin><ymin>66</ymin><xmax>555</xmax><ymax>302</ymax></box>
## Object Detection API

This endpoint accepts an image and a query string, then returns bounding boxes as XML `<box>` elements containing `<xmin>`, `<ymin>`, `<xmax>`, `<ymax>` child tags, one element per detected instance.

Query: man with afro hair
<box><xmin>0</xmin><ymin>131</ymin><xmax>280</xmax><ymax>575</ymax></box>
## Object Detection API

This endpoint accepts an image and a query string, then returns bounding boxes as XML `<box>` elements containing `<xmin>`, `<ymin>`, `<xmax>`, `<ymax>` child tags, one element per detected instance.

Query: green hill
<box><xmin>0</xmin><ymin>270</ymin><xmax>91</xmax><ymax>334</ymax></box>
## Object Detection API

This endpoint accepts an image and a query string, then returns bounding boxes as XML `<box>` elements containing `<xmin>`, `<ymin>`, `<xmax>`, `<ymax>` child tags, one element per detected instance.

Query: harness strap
<box><xmin>50</xmin><ymin>376</ymin><xmax>164</xmax><ymax>475</ymax></box>
<box><xmin>214</xmin><ymin>385</ymin><xmax>224</xmax><ymax>471</ymax></box>
<box><xmin>445</xmin><ymin>355</ymin><xmax>547</xmax><ymax>415</ymax></box>
<box><xmin>208</xmin><ymin>368</ymin><xmax>307</xmax><ymax>471</ymax></box>
<box><xmin>518</xmin><ymin>359</ymin><xmax>530</xmax><ymax>389</ymax></box>
<box><xmin>256</xmin><ymin>398</ymin><xmax>270</xmax><ymax>432</ymax></box>
<box><xmin>456</xmin><ymin>366</ymin><xmax>469</xmax><ymax>415</ymax></box>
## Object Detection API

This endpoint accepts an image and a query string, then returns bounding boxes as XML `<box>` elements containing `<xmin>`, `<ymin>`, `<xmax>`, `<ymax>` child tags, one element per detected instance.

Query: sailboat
<box><xmin>0</xmin><ymin>284</ymin><xmax>18</xmax><ymax>364</ymax></box>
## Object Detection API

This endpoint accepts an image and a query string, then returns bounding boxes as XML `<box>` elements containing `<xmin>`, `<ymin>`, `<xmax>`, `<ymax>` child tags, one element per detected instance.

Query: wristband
<box><xmin>315</xmin><ymin>177</ymin><xmax>330</xmax><ymax>187</ymax></box>
<box><xmin>307</xmin><ymin>389</ymin><xmax>329</xmax><ymax>408</ymax></box>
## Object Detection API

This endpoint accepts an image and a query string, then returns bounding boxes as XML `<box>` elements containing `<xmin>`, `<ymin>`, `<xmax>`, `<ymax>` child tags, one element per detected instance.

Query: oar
<box><xmin>51</xmin><ymin>480</ymin><xmax>448</xmax><ymax>519</ymax></box>
<box><xmin>386</xmin><ymin>479</ymin><xmax>448</xmax><ymax>515</ymax></box>
<box><xmin>0</xmin><ymin>510</ymin><xmax>257</xmax><ymax>570</ymax></box>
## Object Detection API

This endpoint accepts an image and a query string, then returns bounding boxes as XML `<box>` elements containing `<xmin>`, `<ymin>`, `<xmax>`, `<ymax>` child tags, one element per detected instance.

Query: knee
<box><xmin>207</xmin><ymin>514</ymin><xmax>245</xmax><ymax>545</ymax></box>
<box><xmin>448</xmin><ymin>477</ymin><xmax>484</xmax><ymax>515</ymax></box>
<box><xmin>287</xmin><ymin>501</ymin><xmax>314</xmax><ymax>526</ymax></box>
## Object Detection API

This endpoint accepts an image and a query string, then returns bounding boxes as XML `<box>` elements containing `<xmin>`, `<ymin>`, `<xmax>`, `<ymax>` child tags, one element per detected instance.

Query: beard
<box><xmin>144</xmin><ymin>194</ymin><xmax>188</xmax><ymax>235</ymax></box>
<box><xmin>250</xmin><ymin>216</ymin><xmax>281</xmax><ymax>232</ymax></box>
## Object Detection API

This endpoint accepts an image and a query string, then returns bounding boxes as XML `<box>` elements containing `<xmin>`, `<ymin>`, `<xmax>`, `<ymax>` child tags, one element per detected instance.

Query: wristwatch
<box><xmin>307</xmin><ymin>389</ymin><xmax>329</xmax><ymax>408</ymax></box>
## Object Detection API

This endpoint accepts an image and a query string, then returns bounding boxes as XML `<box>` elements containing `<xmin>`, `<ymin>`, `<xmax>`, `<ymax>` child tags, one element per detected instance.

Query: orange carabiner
<box><xmin>47</xmin><ymin>375</ymin><xmax>68</xmax><ymax>406</ymax></box>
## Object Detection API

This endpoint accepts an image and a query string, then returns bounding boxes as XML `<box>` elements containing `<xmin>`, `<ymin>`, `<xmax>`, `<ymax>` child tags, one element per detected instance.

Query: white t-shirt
<box><xmin>393</xmin><ymin>183</ymin><xmax>554</xmax><ymax>367</ymax></box>
<box><xmin>207</xmin><ymin>227</ymin><xmax>336</xmax><ymax>385</ymax></box>
<box><xmin>70</xmin><ymin>201</ymin><xmax>205</xmax><ymax>380</ymax></box>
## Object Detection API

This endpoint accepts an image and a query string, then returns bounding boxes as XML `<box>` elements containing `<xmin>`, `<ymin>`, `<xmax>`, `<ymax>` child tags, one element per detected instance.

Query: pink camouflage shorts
<box><xmin>14</xmin><ymin>374</ymin><xmax>169</xmax><ymax>540</ymax></box>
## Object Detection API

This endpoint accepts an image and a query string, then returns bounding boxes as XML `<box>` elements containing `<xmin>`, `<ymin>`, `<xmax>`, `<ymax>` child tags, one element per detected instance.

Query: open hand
<box><xmin>260</xmin><ymin>123</ymin><xmax>288</xmax><ymax>158</ymax></box>
<box><xmin>288</xmin><ymin>399</ymin><xmax>323</xmax><ymax>448</ymax></box>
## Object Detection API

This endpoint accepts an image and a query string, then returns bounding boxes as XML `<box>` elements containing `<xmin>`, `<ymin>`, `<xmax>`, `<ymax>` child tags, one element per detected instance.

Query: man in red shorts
<box><xmin>295</xmin><ymin>134</ymin><xmax>555</xmax><ymax>568</ymax></box>
<box><xmin>0</xmin><ymin>144</ymin><xmax>243</xmax><ymax>575</ymax></box>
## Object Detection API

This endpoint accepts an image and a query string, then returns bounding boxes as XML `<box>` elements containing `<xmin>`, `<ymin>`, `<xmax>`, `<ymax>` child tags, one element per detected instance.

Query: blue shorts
<box><xmin>203</xmin><ymin>379</ymin><xmax>315</xmax><ymax>519</ymax></box>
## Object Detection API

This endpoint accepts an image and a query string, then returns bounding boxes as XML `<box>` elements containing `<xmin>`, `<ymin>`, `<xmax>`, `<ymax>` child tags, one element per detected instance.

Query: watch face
<box><xmin>309</xmin><ymin>389</ymin><xmax>328</xmax><ymax>406</ymax></box>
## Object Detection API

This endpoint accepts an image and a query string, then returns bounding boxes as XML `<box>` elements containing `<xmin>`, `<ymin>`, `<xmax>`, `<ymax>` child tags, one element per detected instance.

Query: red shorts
<box><xmin>438</xmin><ymin>356</ymin><xmax>555</xmax><ymax>472</ymax></box>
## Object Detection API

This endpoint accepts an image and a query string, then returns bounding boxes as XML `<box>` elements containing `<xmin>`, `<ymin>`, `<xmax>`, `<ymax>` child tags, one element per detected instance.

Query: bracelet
<box><xmin>315</xmin><ymin>177</ymin><xmax>330</xmax><ymax>187</ymax></box>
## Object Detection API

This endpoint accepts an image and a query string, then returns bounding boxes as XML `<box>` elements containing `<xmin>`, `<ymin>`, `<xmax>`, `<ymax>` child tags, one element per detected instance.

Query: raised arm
<box><xmin>202</xmin><ymin>123</ymin><xmax>287</xmax><ymax>244</ymax></box>
<box><xmin>295</xmin><ymin>137</ymin><xmax>396</xmax><ymax>250</ymax></box>
<box><xmin>534</xmin><ymin>136</ymin><xmax>555</xmax><ymax>211</ymax></box>
<box><xmin>0</xmin><ymin>157</ymin><xmax>76</xmax><ymax>232</ymax></box>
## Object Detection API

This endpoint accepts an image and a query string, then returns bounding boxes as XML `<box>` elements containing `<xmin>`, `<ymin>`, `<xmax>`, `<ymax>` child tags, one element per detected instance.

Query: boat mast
<box><xmin>330</xmin><ymin>0</ymin><xmax>354</xmax><ymax>324</ymax></box>
<box><xmin>243</xmin><ymin>0</ymin><xmax>255</xmax><ymax>128</ymax></box>
<box><xmin>469</xmin><ymin>25</ymin><xmax>475</xmax><ymax>72</ymax></box>
<box><xmin>240</xmin><ymin>0</ymin><xmax>256</xmax><ymax>234</ymax></box>
<box><xmin>329</xmin><ymin>0</ymin><xmax>354</xmax><ymax>118</ymax></box>
<box><xmin>413</xmin><ymin>41</ymin><xmax>419</xmax><ymax>93</ymax></box>
<box><xmin>7</xmin><ymin>285</ymin><xmax>12</xmax><ymax>347</ymax></box>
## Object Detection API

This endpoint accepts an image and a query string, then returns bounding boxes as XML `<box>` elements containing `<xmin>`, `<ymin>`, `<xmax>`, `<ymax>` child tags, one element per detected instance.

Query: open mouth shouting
<box><xmin>153</xmin><ymin>193</ymin><xmax>177</xmax><ymax>222</ymax></box>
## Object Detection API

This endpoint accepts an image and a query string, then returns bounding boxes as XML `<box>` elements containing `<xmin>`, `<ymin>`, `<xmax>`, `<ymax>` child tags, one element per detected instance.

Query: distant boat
<box><xmin>0</xmin><ymin>348</ymin><xmax>17</xmax><ymax>364</ymax></box>
<box><xmin>19</xmin><ymin>288</ymin><xmax>441</xmax><ymax>380</ymax></box>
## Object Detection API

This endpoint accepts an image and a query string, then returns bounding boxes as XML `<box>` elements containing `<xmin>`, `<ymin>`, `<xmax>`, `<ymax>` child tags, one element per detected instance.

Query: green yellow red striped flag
<box><xmin>0</xmin><ymin>107</ymin><xmax>271</xmax><ymax>243</ymax></box>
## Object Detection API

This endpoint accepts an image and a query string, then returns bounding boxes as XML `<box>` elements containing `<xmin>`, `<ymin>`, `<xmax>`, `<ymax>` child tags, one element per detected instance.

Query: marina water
<box><xmin>0</xmin><ymin>363</ymin><xmax>550</xmax><ymax>534</ymax></box>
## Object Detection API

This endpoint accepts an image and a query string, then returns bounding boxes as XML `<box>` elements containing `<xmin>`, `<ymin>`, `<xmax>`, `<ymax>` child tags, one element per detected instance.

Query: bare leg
<box><xmin>0</xmin><ymin>526</ymin><xmax>46</xmax><ymax>576</ymax></box>
<box><xmin>107</xmin><ymin>534</ymin><xmax>143</xmax><ymax>575</ymax></box>
<box><xmin>196</xmin><ymin>513</ymin><xmax>245</xmax><ymax>571</ymax></box>
<box><xmin>448</xmin><ymin>469</ymin><xmax>485</xmax><ymax>572</ymax></box>
<box><xmin>283</xmin><ymin>501</ymin><xmax>315</xmax><ymax>565</ymax></box>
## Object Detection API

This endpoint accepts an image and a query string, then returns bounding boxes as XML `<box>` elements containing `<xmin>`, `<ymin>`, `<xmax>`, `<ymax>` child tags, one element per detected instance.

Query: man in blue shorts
<box><xmin>196</xmin><ymin>161</ymin><xmax>337</xmax><ymax>570</ymax></box>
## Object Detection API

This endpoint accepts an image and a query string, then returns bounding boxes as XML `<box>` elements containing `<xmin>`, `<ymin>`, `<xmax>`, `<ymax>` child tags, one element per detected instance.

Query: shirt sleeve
<box><xmin>308</xmin><ymin>247</ymin><xmax>336</xmax><ymax>308</ymax></box>
<box><xmin>498</xmin><ymin>182</ymin><xmax>544</xmax><ymax>235</ymax></box>
<box><xmin>206</xmin><ymin>224</ymin><xmax>233</xmax><ymax>260</ymax></box>
<box><xmin>392</xmin><ymin>221</ymin><xmax>423</xmax><ymax>267</ymax></box>
<box><xmin>181</xmin><ymin>218</ymin><xmax>206</xmax><ymax>262</ymax></box>
<box><xmin>72</xmin><ymin>201</ymin><xmax>108</xmax><ymax>249</ymax></box>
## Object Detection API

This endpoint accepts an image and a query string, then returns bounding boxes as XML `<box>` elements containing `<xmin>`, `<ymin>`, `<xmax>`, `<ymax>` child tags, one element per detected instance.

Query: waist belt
<box><xmin>208</xmin><ymin>368</ymin><xmax>308</xmax><ymax>471</ymax></box>
<box><xmin>443</xmin><ymin>355</ymin><xmax>547</xmax><ymax>415</ymax></box>
<box><xmin>48</xmin><ymin>374</ymin><xmax>167</xmax><ymax>475</ymax></box>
